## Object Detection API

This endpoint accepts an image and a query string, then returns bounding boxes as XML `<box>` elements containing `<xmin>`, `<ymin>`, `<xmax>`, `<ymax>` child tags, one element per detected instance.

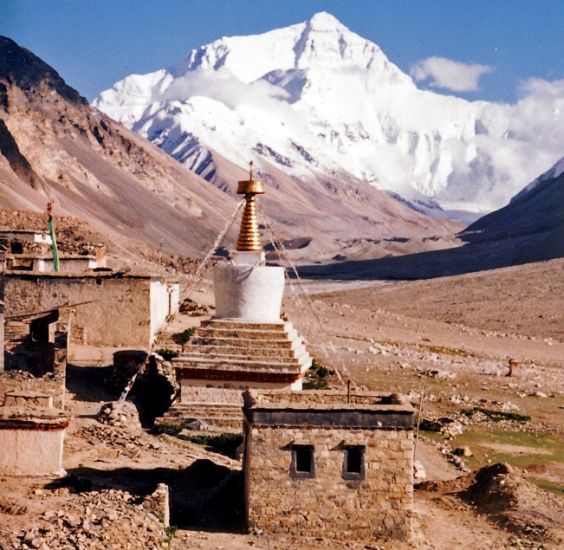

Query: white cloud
<box><xmin>506</xmin><ymin>77</ymin><xmax>564</xmax><ymax>158</ymax></box>
<box><xmin>411</xmin><ymin>56</ymin><xmax>494</xmax><ymax>92</ymax></box>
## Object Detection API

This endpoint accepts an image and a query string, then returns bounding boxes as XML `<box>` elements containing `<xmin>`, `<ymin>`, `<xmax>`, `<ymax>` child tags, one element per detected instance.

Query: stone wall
<box><xmin>243</xmin><ymin>390</ymin><xmax>414</xmax><ymax>543</ymax></box>
<box><xmin>0</xmin><ymin>428</ymin><xmax>66</xmax><ymax>476</ymax></box>
<box><xmin>0</xmin><ymin>408</ymin><xmax>68</xmax><ymax>476</ymax></box>
<box><xmin>4</xmin><ymin>272</ymin><xmax>164</xmax><ymax>351</ymax></box>
<box><xmin>0</xmin><ymin>363</ymin><xmax>66</xmax><ymax>409</ymax></box>
<box><xmin>245</xmin><ymin>426</ymin><xmax>413</xmax><ymax>541</ymax></box>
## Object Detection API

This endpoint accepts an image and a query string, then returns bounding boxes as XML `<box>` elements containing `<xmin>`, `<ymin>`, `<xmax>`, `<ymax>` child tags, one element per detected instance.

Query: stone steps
<box><xmin>196</xmin><ymin>327</ymin><xmax>290</xmax><ymax>340</ymax></box>
<box><xmin>174</xmin><ymin>359</ymin><xmax>300</xmax><ymax>375</ymax></box>
<box><xmin>173</xmin><ymin>319</ymin><xmax>311</xmax><ymax>381</ymax></box>
<box><xmin>171</xmin><ymin>404</ymin><xmax>243</xmax><ymax>416</ymax></box>
<box><xmin>181</xmin><ymin>344</ymin><xmax>299</xmax><ymax>359</ymax></box>
<box><xmin>154</xmin><ymin>318</ymin><xmax>314</xmax><ymax>433</ymax></box>
<box><xmin>154</xmin><ymin>333</ymin><xmax>184</xmax><ymax>354</ymax></box>
<box><xmin>179</xmin><ymin>351</ymin><xmax>306</xmax><ymax>366</ymax></box>
<box><xmin>191</xmin><ymin>336</ymin><xmax>294</xmax><ymax>349</ymax></box>
<box><xmin>156</xmin><ymin>342</ymin><xmax>183</xmax><ymax>354</ymax></box>
<box><xmin>203</xmin><ymin>319</ymin><xmax>286</xmax><ymax>331</ymax></box>
<box><xmin>157</xmin><ymin>402</ymin><xmax>243</xmax><ymax>433</ymax></box>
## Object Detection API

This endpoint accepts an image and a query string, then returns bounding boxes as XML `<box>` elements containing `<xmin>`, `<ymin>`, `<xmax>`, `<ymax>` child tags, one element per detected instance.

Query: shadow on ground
<box><xmin>298</xmin><ymin>233</ymin><xmax>554</xmax><ymax>281</ymax></box>
<box><xmin>65</xmin><ymin>364</ymin><xmax>115</xmax><ymax>403</ymax></box>
<box><xmin>45</xmin><ymin>460</ymin><xmax>245</xmax><ymax>532</ymax></box>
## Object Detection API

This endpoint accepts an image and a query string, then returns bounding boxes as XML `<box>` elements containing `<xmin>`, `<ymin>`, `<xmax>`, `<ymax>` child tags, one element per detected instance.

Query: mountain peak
<box><xmin>306</xmin><ymin>12</ymin><xmax>348</xmax><ymax>32</ymax></box>
<box><xmin>94</xmin><ymin>15</ymin><xmax>564</xmax><ymax>215</ymax></box>
<box><xmin>0</xmin><ymin>36</ymin><xmax>85</xmax><ymax>106</ymax></box>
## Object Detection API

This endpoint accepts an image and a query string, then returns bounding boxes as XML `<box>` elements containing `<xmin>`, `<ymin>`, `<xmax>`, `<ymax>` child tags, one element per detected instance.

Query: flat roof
<box><xmin>244</xmin><ymin>389</ymin><xmax>414</xmax><ymax>412</ymax></box>
<box><xmin>7</xmin><ymin>254</ymin><xmax>96</xmax><ymax>260</ymax></box>
<box><xmin>5</xmin><ymin>269</ymin><xmax>169</xmax><ymax>281</ymax></box>
<box><xmin>0</xmin><ymin>229</ymin><xmax>48</xmax><ymax>235</ymax></box>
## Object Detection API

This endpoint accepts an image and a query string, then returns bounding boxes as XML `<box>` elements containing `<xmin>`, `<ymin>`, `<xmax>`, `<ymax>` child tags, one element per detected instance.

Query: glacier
<box><xmin>93</xmin><ymin>11</ymin><xmax>564</xmax><ymax>216</ymax></box>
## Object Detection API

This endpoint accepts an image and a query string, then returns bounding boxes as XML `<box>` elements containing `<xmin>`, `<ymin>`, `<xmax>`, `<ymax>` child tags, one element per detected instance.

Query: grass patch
<box><xmin>527</xmin><ymin>476</ymin><xmax>564</xmax><ymax>497</ymax></box>
<box><xmin>153</xmin><ymin>423</ymin><xmax>242</xmax><ymax>458</ymax></box>
<box><xmin>451</xmin><ymin>430</ymin><xmax>564</xmax><ymax>471</ymax></box>
<box><xmin>153</xmin><ymin>422</ymin><xmax>182</xmax><ymax>437</ymax></box>
<box><xmin>303</xmin><ymin>359</ymin><xmax>335</xmax><ymax>389</ymax></box>
<box><xmin>419</xmin><ymin>430</ymin><xmax>444</xmax><ymax>443</ymax></box>
<box><xmin>155</xmin><ymin>348</ymin><xmax>178</xmax><ymax>361</ymax></box>
<box><xmin>419</xmin><ymin>418</ymin><xmax>444</xmax><ymax>432</ymax></box>
<box><xmin>181</xmin><ymin>433</ymin><xmax>242</xmax><ymax>459</ymax></box>
<box><xmin>461</xmin><ymin>407</ymin><xmax>531</xmax><ymax>423</ymax></box>
<box><xmin>177</xmin><ymin>328</ymin><xmax>196</xmax><ymax>344</ymax></box>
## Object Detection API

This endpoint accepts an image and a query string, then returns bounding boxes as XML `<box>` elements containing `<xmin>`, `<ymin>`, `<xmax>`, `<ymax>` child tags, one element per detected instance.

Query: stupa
<box><xmin>166</xmin><ymin>164</ymin><xmax>312</xmax><ymax>432</ymax></box>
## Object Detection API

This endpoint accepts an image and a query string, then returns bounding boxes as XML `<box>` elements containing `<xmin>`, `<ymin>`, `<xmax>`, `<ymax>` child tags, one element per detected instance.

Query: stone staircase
<box><xmin>155</xmin><ymin>318</ymin><xmax>312</xmax><ymax>433</ymax></box>
<box><xmin>153</xmin><ymin>331</ymin><xmax>183</xmax><ymax>355</ymax></box>
<box><xmin>173</xmin><ymin>319</ymin><xmax>312</xmax><ymax>377</ymax></box>
<box><xmin>156</xmin><ymin>402</ymin><xmax>243</xmax><ymax>434</ymax></box>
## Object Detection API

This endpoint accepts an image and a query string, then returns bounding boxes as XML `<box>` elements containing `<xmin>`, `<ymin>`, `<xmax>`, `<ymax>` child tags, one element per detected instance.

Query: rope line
<box><xmin>118</xmin><ymin>199</ymin><xmax>246</xmax><ymax>404</ymax></box>
<box><xmin>258</xmin><ymin>203</ymin><xmax>356</xmax><ymax>388</ymax></box>
<box><xmin>184</xmin><ymin>199</ymin><xmax>246</xmax><ymax>304</ymax></box>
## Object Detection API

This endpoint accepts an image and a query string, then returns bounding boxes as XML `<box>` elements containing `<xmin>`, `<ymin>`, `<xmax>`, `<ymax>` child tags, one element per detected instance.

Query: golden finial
<box><xmin>236</xmin><ymin>161</ymin><xmax>265</xmax><ymax>252</ymax></box>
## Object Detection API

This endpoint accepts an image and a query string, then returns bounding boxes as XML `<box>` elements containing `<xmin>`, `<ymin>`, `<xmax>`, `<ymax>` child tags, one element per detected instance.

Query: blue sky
<box><xmin>1</xmin><ymin>0</ymin><xmax>563</xmax><ymax>102</ymax></box>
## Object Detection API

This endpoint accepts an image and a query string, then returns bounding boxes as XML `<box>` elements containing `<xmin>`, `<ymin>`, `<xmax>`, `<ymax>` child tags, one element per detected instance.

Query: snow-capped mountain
<box><xmin>94</xmin><ymin>12</ymin><xmax>564</xmax><ymax>215</ymax></box>
<box><xmin>467</xmin><ymin>154</ymin><xmax>564</xmax><ymax>237</ymax></box>
<box><xmin>461</xmin><ymin>154</ymin><xmax>564</xmax><ymax>262</ymax></box>
<box><xmin>511</xmin><ymin>156</ymin><xmax>564</xmax><ymax>202</ymax></box>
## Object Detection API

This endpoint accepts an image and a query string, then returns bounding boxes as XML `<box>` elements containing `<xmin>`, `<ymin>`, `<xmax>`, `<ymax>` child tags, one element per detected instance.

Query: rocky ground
<box><xmin>0</xmin><ymin>258</ymin><xmax>562</xmax><ymax>549</ymax></box>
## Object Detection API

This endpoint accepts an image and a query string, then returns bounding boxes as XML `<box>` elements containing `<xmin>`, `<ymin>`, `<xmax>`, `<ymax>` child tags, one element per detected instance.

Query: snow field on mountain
<box><xmin>94</xmin><ymin>12</ymin><xmax>564</xmax><ymax>215</ymax></box>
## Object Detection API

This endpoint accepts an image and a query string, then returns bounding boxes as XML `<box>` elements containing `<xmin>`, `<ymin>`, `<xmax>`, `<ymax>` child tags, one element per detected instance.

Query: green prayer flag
<box><xmin>48</xmin><ymin>217</ymin><xmax>60</xmax><ymax>272</ymax></box>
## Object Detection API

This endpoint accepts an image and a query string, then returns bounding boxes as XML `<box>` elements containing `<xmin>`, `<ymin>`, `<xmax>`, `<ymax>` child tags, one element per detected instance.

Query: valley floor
<box><xmin>0</xmin><ymin>259</ymin><xmax>562</xmax><ymax>549</ymax></box>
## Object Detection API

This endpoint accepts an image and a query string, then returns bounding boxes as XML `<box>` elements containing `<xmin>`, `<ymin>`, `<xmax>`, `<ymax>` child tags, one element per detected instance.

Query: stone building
<box><xmin>243</xmin><ymin>389</ymin><xmax>414</xmax><ymax>542</ymax></box>
<box><xmin>5</xmin><ymin>252</ymin><xmax>106</xmax><ymax>272</ymax></box>
<box><xmin>0</xmin><ymin>229</ymin><xmax>52</xmax><ymax>254</ymax></box>
<box><xmin>1</xmin><ymin>227</ymin><xmax>107</xmax><ymax>273</ymax></box>
<box><xmin>4</xmin><ymin>270</ymin><xmax>179</xmax><ymax>363</ymax></box>
<box><xmin>163</xmin><ymin>167</ymin><xmax>311</xmax><ymax>432</ymax></box>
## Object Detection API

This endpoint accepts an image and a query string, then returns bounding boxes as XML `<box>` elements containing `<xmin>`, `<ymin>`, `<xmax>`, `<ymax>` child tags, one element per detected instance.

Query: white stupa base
<box><xmin>233</xmin><ymin>250</ymin><xmax>265</xmax><ymax>266</ymax></box>
<box><xmin>214</xmin><ymin>264</ymin><xmax>284</xmax><ymax>322</ymax></box>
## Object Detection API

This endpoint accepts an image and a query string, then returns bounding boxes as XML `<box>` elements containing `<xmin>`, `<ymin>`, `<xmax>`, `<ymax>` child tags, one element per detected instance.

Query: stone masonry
<box><xmin>4</xmin><ymin>271</ymin><xmax>178</xmax><ymax>362</ymax></box>
<box><xmin>243</xmin><ymin>390</ymin><xmax>414</xmax><ymax>542</ymax></box>
<box><xmin>163</xmin><ymin>319</ymin><xmax>311</xmax><ymax>432</ymax></box>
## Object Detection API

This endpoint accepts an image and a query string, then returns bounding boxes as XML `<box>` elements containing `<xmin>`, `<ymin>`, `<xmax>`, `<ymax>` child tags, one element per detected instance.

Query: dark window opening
<box><xmin>343</xmin><ymin>445</ymin><xmax>365</xmax><ymax>480</ymax></box>
<box><xmin>10</xmin><ymin>242</ymin><xmax>23</xmax><ymax>254</ymax></box>
<box><xmin>290</xmin><ymin>445</ymin><xmax>314</xmax><ymax>478</ymax></box>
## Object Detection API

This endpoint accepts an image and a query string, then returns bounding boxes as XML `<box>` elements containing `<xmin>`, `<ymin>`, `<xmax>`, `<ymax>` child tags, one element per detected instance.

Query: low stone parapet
<box><xmin>0</xmin><ymin>405</ymin><xmax>69</xmax><ymax>476</ymax></box>
<box><xmin>3</xmin><ymin>390</ymin><xmax>53</xmax><ymax>408</ymax></box>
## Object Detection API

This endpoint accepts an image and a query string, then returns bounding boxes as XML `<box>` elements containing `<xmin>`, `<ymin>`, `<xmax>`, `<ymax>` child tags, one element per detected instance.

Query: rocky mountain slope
<box><xmin>0</xmin><ymin>36</ymin><xmax>233</xmax><ymax>258</ymax></box>
<box><xmin>463</xmin><ymin>156</ymin><xmax>564</xmax><ymax>261</ymax></box>
<box><xmin>299</xmin><ymin>159</ymin><xmax>564</xmax><ymax>279</ymax></box>
<box><xmin>0</xmin><ymin>36</ymin><xmax>458</xmax><ymax>263</ymax></box>
<box><xmin>94</xmin><ymin>12</ymin><xmax>563</xmax><ymax>216</ymax></box>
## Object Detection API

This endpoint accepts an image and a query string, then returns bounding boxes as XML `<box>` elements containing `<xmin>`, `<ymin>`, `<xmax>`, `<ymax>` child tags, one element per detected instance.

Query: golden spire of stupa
<box><xmin>236</xmin><ymin>161</ymin><xmax>265</xmax><ymax>252</ymax></box>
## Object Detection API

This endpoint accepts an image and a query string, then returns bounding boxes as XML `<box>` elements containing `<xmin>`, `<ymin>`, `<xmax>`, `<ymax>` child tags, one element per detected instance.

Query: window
<box><xmin>342</xmin><ymin>445</ymin><xmax>365</xmax><ymax>480</ymax></box>
<box><xmin>290</xmin><ymin>445</ymin><xmax>315</xmax><ymax>479</ymax></box>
